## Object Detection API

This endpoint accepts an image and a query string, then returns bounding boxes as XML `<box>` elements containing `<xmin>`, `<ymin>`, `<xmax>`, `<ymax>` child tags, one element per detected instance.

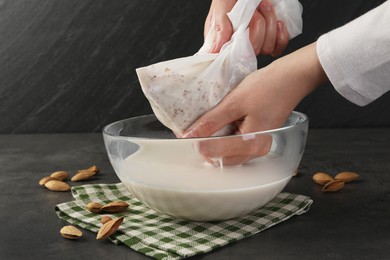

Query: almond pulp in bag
<box><xmin>136</xmin><ymin>0</ymin><xmax>303</xmax><ymax>136</ymax></box>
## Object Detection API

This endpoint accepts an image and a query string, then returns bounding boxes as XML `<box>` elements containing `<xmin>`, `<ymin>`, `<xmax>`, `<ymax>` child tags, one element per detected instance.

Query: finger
<box><xmin>271</xmin><ymin>21</ymin><xmax>289</xmax><ymax>57</ymax></box>
<box><xmin>204</xmin><ymin>14</ymin><xmax>212</xmax><ymax>40</ymax></box>
<box><xmin>210</xmin><ymin>19</ymin><xmax>233</xmax><ymax>53</ymax></box>
<box><xmin>197</xmin><ymin>134</ymin><xmax>272</xmax><ymax>160</ymax></box>
<box><xmin>209</xmin><ymin>0</ymin><xmax>236</xmax><ymax>53</ymax></box>
<box><xmin>248</xmin><ymin>11</ymin><xmax>266</xmax><ymax>55</ymax></box>
<box><xmin>258</xmin><ymin>0</ymin><xmax>277</xmax><ymax>55</ymax></box>
<box><xmin>219</xmin><ymin>154</ymin><xmax>257</xmax><ymax>166</ymax></box>
<box><xmin>203</xmin><ymin>4</ymin><xmax>214</xmax><ymax>39</ymax></box>
<box><xmin>182</xmin><ymin>94</ymin><xmax>243</xmax><ymax>138</ymax></box>
<box><xmin>204</xmin><ymin>2</ymin><xmax>215</xmax><ymax>39</ymax></box>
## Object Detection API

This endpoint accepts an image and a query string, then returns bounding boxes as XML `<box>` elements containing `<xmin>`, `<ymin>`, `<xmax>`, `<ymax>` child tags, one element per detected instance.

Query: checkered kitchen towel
<box><xmin>55</xmin><ymin>183</ymin><xmax>312</xmax><ymax>260</ymax></box>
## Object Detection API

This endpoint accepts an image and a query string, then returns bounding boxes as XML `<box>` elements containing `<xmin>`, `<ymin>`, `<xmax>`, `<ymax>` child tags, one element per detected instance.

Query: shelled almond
<box><xmin>45</xmin><ymin>180</ymin><xmax>71</xmax><ymax>191</ymax></box>
<box><xmin>101</xmin><ymin>201</ymin><xmax>129</xmax><ymax>213</ymax></box>
<box><xmin>312</xmin><ymin>171</ymin><xmax>359</xmax><ymax>193</ymax></box>
<box><xmin>335</xmin><ymin>171</ymin><xmax>359</xmax><ymax>182</ymax></box>
<box><xmin>100</xmin><ymin>216</ymin><xmax>112</xmax><ymax>224</ymax></box>
<box><xmin>60</xmin><ymin>225</ymin><xmax>83</xmax><ymax>239</ymax></box>
<box><xmin>39</xmin><ymin>171</ymin><xmax>68</xmax><ymax>186</ymax></box>
<box><xmin>39</xmin><ymin>176</ymin><xmax>55</xmax><ymax>186</ymax></box>
<box><xmin>81</xmin><ymin>165</ymin><xmax>100</xmax><ymax>174</ymax></box>
<box><xmin>71</xmin><ymin>170</ymin><xmax>96</xmax><ymax>182</ymax></box>
<box><xmin>96</xmin><ymin>217</ymin><xmax>124</xmax><ymax>240</ymax></box>
<box><xmin>86</xmin><ymin>202</ymin><xmax>103</xmax><ymax>213</ymax></box>
<box><xmin>312</xmin><ymin>172</ymin><xmax>334</xmax><ymax>185</ymax></box>
<box><xmin>50</xmin><ymin>171</ymin><xmax>69</xmax><ymax>181</ymax></box>
<box><xmin>322</xmin><ymin>180</ymin><xmax>345</xmax><ymax>192</ymax></box>
<box><xmin>39</xmin><ymin>166</ymin><xmax>100</xmax><ymax>192</ymax></box>
<box><xmin>85</xmin><ymin>200</ymin><xmax>129</xmax><ymax>214</ymax></box>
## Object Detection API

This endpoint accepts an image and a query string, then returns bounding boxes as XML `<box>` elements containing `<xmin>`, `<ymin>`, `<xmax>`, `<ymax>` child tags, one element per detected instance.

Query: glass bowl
<box><xmin>102</xmin><ymin>111</ymin><xmax>308</xmax><ymax>221</ymax></box>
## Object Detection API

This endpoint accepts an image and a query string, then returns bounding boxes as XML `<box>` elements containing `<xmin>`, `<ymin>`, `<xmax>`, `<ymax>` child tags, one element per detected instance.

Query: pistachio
<box><xmin>44</xmin><ymin>180</ymin><xmax>71</xmax><ymax>191</ymax></box>
<box><xmin>50</xmin><ymin>171</ymin><xmax>69</xmax><ymax>181</ymax></box>
<box><xmin>71</xmin><ymin>170</ymin><xmax>96</xmax><ymax>182</ymax></box>
<box><xmin>39</xmin><ymin>176</ymin><xmax>55</xmax><ymax>186</ymax></box>
<box><xmin>335</xmin><ymin>171</ymin><xmax>359</xmax><ymax>183</ymax></box>
<box><xmin>100</xmin><ymin>216</ymin><xmax>112</xmax><ymax>224</ymax></box>
<box><xmin>60</xmin><ymin>225</ymin><xmax>82</xmax><ymax>239</ymax></box>
<box><xmin>101</xmin><ymin>201</ymin><xmax>129</xmax><ymax>213</ymax></box>
<box><xmin>96</xmin><ymin>217</ymin><xmax>124</xmax><ymax>240</ymax></box>
<box><xmin>86</xmin><ymin>202</ymin><xmax>103</xmax><ymax>213</ymax></box>
<box><xmin>322</xmin><ymin>180</ymin><xmax>345</xmax><ymax>192</ymax></box>
<box><xmin>312</xmin><ymin>172</ymin><xmax>334</xmax><ymax>185</ymax></box>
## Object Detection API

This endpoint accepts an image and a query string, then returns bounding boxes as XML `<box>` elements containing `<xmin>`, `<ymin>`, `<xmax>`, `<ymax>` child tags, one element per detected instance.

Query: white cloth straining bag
<box><xmin>136</xmin><ymin>0</ymin><xmax>303</xmax><ymax>136</ymax></box>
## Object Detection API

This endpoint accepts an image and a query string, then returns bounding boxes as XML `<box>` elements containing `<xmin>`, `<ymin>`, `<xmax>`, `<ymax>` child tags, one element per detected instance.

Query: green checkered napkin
<box><xmin>55</xmin><ymin>183</ymin><xmax>312</xmax><ymax>260</ymax></box>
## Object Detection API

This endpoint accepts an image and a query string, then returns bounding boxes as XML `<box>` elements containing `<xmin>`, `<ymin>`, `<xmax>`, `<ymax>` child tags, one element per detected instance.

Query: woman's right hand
<box><xmin>204</xmin><ymin>0</ymin><xmax>289</xmax><ymax>56</ymax></box>
<box><xmin>183</xmin><ymin>43</ymin><xmax>328</xmax><ymax>166</ymax></box>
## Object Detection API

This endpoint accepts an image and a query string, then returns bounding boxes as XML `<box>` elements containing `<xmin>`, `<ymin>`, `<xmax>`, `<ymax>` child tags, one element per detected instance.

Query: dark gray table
<box><xmin>1</xmin><ymin>129</ymin><xmax>389</xmax><ymax>259</ymax></box>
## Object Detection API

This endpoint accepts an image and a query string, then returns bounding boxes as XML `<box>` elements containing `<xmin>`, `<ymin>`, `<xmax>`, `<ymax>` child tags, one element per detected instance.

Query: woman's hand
<box><xmin>204</xmin><ymin>0</ymin><xmax>289</xmax><ymax>56</ymax></box>
<box><xmin>183</xmin><ymin>43</ymin><xmax>328</xmax><ymax>165</ymax></box>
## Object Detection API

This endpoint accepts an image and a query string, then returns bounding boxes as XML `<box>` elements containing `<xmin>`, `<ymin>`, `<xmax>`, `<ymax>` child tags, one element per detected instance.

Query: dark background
<box><xmin>0</xmin><ymin>0</ymin><xmax>389</xmax><ymax>134</ymax></box>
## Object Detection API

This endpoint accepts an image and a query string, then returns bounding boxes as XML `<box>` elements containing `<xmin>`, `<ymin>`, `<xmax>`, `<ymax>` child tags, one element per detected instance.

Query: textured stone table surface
<box><xmin>0</xmin><ymin>129</ymin><xmax>389</xmax><ymax>259</ymax></box>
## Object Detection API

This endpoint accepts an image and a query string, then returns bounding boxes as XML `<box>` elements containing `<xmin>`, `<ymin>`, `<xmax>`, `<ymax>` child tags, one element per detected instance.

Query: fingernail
<box><xmin>210</xmin><ymin>42</ymin><xmax>217</xmax><ymax>53</ymax></box>
<box><xmin>192</xmin><ymin>142</ymin><xmax>200</xmax><ymax>153</ymax></box>
<box><xmin>182</xmin><ymin>129</ymin><xmax>196</xmax><ymax>138</ymax></box>
<box><xmin>210</xmin><ymin>158</ymin><xmax>221</xmax><ymax>168</ymax></box>
<box><xmin>277</xmin><ymin>21</ymin><xmax>283</xmax><ymax>33</ymax></box>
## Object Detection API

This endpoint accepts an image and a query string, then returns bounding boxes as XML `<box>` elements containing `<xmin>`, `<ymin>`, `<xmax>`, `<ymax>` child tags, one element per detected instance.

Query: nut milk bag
<box><xmin>136</xmin><ymin>0</ymin><xmax>303</xmax><ymax>136</ymax></box>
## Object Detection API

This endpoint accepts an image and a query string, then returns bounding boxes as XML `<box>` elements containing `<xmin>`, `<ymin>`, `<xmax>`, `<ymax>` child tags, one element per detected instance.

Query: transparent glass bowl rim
<box><xmin>102</xmin><ymin>111</ymin><xmax>308</xmax><ymax>141</ymax></box>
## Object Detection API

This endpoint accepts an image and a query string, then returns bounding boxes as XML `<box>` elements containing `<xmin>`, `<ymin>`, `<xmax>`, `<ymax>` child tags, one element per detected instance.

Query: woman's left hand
<box><xmin>204</xmin><ymin>0</ymin><xmax>289</xmax><ymax>56</ymax></box>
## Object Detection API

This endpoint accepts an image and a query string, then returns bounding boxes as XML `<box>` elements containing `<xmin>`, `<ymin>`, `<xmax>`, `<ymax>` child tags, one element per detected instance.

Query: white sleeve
<box><xmin>316</xmin><ymin>0</ymin><xmax>390</xmax><ymax>106</ymax></box>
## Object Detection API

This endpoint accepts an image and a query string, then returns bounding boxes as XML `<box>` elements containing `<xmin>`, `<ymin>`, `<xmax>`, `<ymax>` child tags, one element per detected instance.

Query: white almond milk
<box><xmin>111</xmin><ymin>138</ymin><xmax>295</xmax><ymax>221</ymax></box>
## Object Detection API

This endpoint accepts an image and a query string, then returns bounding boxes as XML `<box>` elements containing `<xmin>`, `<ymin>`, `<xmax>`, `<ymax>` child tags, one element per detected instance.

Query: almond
<box><xmin>60</xmin><ymin>225</ymin><xmax>82</xmax><ymax>239</ymax></box>
<box><xmin>96</xmin><ymin>217</ymin><xmax>124</xmax><ymax>240</ymax></box>
<box><xmin>50</xmin><ymin>171</ymin><xmax>69</xmax><ymax>181</ymax></box>
<box><xmin>100</xmin><ymin>216</ymin><xmax>112</xmax><ymax>224</ymax></box>
<box><xmin>39</xmin><ymin>176</ymin><xmax>55</xmax><ymax>186</ymax></box>
<box><xmin>335</xmin><ymin>171</ymin><xmax>359</xmax><ymax>183</ymax></box>
<box><xmin>312</xmin><ymin>172</ymin><xmax>334</xmax><ymax>185</ymax></box>
<box><xmin>79</xmin><ymin>165</ymin><xmax>100</xmax><ymax>174</ymax></box>
<box><xmin>101</xmin><ymin>201</ymin><xmax>129</xmax><ymax>213</ymax></box>
<box><xmin>322</xmin><ymin>180</ymin><xmax>345</xmax><ymax>192</ymax></box>
<box><xmin>86</xmin><ymin>202</ymin><xmax>103</xmax><ymax>213</ymax></box>
<box><xmin>87</xmin><ymin>165</ymin><xmax>100</xmax><ymax>174</ymax></box>
<box><xmin>71</xmin><ymin>170</ymin><xmax>96</xmax><ymax>182</ymax></box>
<box><xmin>44</xmin><ymin>180</ymin><xmax>71</xmax><ymax>191</ymax></box>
